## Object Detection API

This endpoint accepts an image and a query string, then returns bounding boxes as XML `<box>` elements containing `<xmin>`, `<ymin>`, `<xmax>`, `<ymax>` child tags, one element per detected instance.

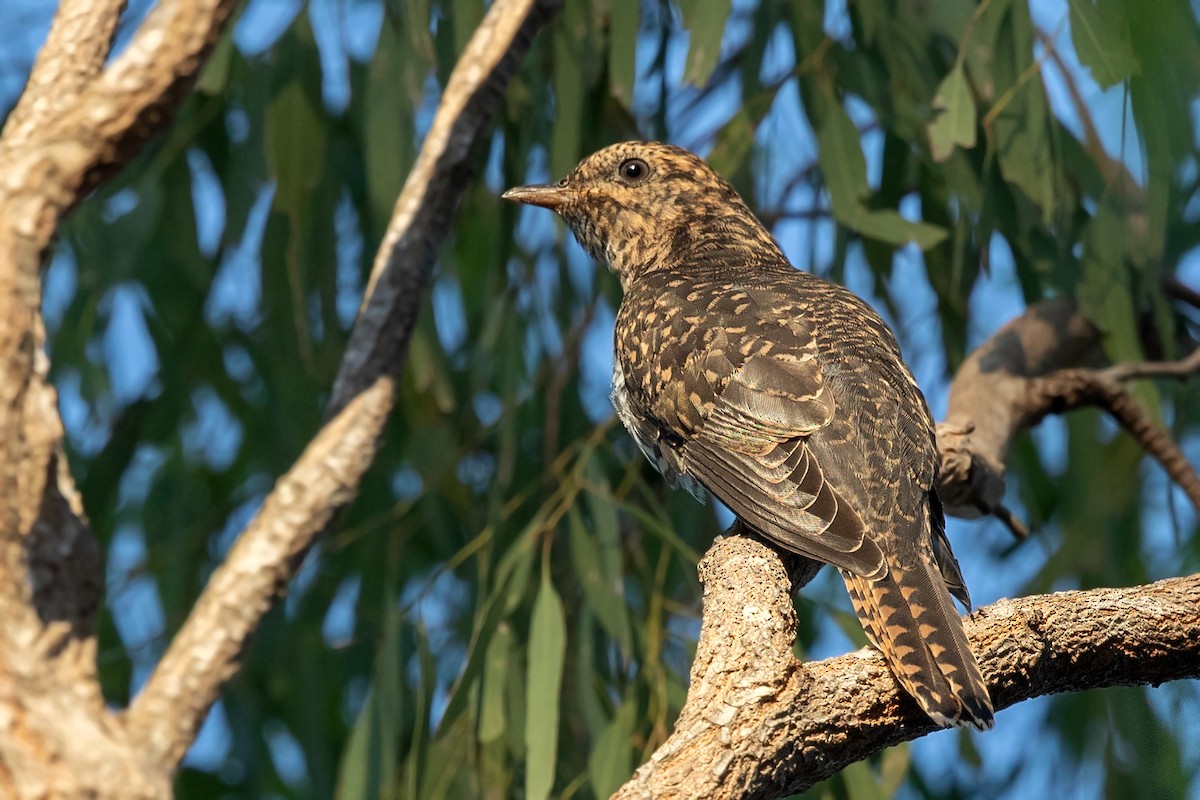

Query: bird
<box><xmin>502</xmin><ymin>141</ymin><xmax>994</xmax><ymax>730</ymax></box>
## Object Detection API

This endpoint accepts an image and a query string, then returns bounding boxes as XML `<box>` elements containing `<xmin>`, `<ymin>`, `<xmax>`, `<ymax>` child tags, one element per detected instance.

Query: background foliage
<box><xmin>4</xmin><ymin>0</ymin><xmax>1200</xmax><ymax>797</ymax></box>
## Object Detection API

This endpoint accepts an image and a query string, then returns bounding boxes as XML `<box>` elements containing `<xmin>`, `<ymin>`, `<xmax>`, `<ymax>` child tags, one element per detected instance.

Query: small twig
<box><xmin>1165</xmin><ymin>278</ymin><xmax>1200</xmax><ymax>311</ymax></box>
<box><xmin>1103</xmin><ymin>346</ymin><xmax>1200</xmax><ymax>382</ymax></box>
<box><xmin>1022</xmin><ymin>347</ymin><xmax>1200</xmax><ymax>515</ymax></box>
<box><xmin>982</xmin><ymin>15</ymin><xmax>1067</xmax><ymax>130</ymax></box>
<box><xmin>977</xmin><ymin>500</ymin><xmax>1031</xmax><ymax>540</ymax></box>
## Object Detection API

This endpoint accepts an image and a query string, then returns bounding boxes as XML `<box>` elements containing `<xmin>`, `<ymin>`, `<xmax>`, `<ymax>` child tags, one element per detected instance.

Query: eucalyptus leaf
<box><xmin>928</xmin><ymin>63</ymin><xmax>977</xmax><ymax>161</ymax></box>
<box><xmin>525</xmin><ymin>571</ymin><xmax>567</xmax><ymax>800</ymax></box>
<box><xmin>678</xmin><ymin>0</ymin><xmax>732</xmax><ymax>87</ymax></box>
<box><xmin>1068</xmin><ymin>0</ymin><xmax>1139</xmax><ymax>88</ymax></box>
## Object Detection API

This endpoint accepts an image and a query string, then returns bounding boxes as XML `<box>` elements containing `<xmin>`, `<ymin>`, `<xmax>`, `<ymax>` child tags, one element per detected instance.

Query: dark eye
<box><xmin>618</xmin><ymin>158</ymin><xmax>649</xmax><ymax>184</ymax></box>
<box><xmin>556</xmin><ymin>177</ymin><xmax>568</xmax><ymax>188</ymax></box>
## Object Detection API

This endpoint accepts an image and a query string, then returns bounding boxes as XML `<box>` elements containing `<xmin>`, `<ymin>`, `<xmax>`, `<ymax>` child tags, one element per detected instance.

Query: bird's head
<box><xmin>503</xmin><ymin>141</ymin><xmax>778</xmax><ymax>289</ymax></box>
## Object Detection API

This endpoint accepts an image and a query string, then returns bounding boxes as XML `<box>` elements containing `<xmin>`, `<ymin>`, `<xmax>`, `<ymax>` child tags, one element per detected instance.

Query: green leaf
<box><xmin>588</xmin><ymin>699</ymin><xmax>637</xmax><ymax>798</ymax></box>
<box><xmin>879</xmin><ymin>743</ymin><xmax>910</xmax><ymax>795</ymax></box>
<box><xmin>1068</xmin><ymin>0</ymin><xmax>1139</xmax><ymax>88</ymax></box>
<box><xmin>607</xmin><ymin>0</ymin><xmax>640</xmax><ymax>108</ymax></box>
<box><xmin>850</xmin><ymin>209</ymin><xmax>948</xmax><ymax>250</ymax></box>
<box><xmin>568</xmin><ymin>508</ymin><xmax>631</xmax><ymax>652</ymax></box>
<box><xmin>265</xmin><ymin>78</ymin><xmax>325</xmax><ymax>218</ymax></box>
<box><xmin>551</xmin><ymin>20</ymin><xmax>585</xmax><ymax>179</ymax></box>
<box><xmin>478</xmin><ymin>622</ymin><xmax>514</xmax><ymax>743</ymax></box>
<box><xmin>196</xmin><ymin>32</ymin><xmax>235</xmax><ymax>95</ymax></box>
<box><xmin>525</xmin><ymin>571</ymin><xmax>567</xmax><ymax>800</ymax></box>
<box><xmin>707</xmin><ymin>84</ymin><xmax>780</xmax><ymax>178</ymax></box>
<box><xmin>440</xmin><ymin>532</ymin><xmax>536</xmax><ymax>732</ymax></box>
<box><xmin>989</xmin><ymin>0</ymin><xmax>1056</xmax><ymax>219</ymax></box>
<box><xmin>364</xmin><ymin>19</ymin><xmax>414</xmax><ymax>229</ymax></box>
<box><xmin>927</xmin><ymin>63</ymin><xmax>977</xmax><ymax>161</ymax></box>
<box><xmin>816</xmin><ymin>100</ymin><xmax>870</xmax><ymax>219</ymax></box>
<box><xmin>405</xmin><ymin>623</ymin><xmax>438</xmax><ymax>800</ymax></box>
<box><xmin>335</xmin><ymin>607</ymin><xmax>402</xmax><ymax>800</ymax></box>
<box><xmin>817</xmin><ymin>103</ymin><xmax>947</xmax><ymax>249</ymax></box>
<box><xmin>678</xmin><ymin>0</ymin><xmax>731</xmax><ymax>87</ymax></box>
<box><xmin>841</xmin><ymin>759</ymin><xmax>886</xmax><ymax>800</ymax></box>
<box><xmin>1078</xmin><ymin>200</ymin><xmax>1161</xmax><ymax>416</ymax></box>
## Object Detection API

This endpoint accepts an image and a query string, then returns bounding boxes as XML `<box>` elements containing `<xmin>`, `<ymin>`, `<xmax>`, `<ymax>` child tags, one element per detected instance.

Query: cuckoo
<box><xmin>503</xmin><ymin>141</ymin><xmax>994</xmax><ymax>730</ymax></box>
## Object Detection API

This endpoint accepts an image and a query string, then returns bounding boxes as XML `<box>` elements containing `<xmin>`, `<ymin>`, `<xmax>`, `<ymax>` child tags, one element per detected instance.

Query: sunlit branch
<box><xmin>615</xmin><ymin>532</ymin><xmax>1200</xmax><ymax>800</ymax></box>
<box><xmin>327</xmin><ymin>0</ymin><xmax>564</xmax><ymax>415</ymax></box>
<box><xmin>127</xmin><ymin>0</ymin><xmax>562</xmax><ymax>771</ymax></box>
<box><xmin>0</xmin><ymin>0</ymin><xmax>128</xmax><ymax>149</ymax></box>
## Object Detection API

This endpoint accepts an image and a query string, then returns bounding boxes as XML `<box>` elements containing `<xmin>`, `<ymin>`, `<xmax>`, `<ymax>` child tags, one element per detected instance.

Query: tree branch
<box><xmin>615</xmin><ymin>533</ymin><xmax>1200</xmax><ymax>800</ymax></box>
<box><xmin>1021</xmin><ymin>350</ymin><xmax>1200</xmax><ymax>512</ymax></box>
<box><xmin>125</xmin><ymin>0</ymin><xmax>561</xmax><ymax>771</ymax></box>
<box><xmin>936</xmin><ymin>296</ymin><xmax>1103</xmax><ymax>524</ymax></box>
<box><xmin>126</xmin><ymin>377</ymin><xmax>395</xmax><ymax>768</ymax></box>
<box><xmin>327</xmin><ymin>0</ymin><xmax>563</xmax><ymax>415</ymax></box>
<box><xmin>0</xmin><ymin>1</ymin><xmax>240</xmax><ymax>792</ymax></box>
<box><xmin>0</xmin><ymin>0</ymin><xmax>128</xmax><ymax>149</ymax></box>
<box><xmin>936</xmin><ymin>296</ymin><xmax>1200</xmax><ymax>530</ymax></box>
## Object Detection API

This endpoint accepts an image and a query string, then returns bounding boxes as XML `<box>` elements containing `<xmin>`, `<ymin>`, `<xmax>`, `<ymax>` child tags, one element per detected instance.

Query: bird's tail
<box><xmin>840</xmin><ymin>554</ymin><xmax>994</xmax><ymax>730</ymax></box>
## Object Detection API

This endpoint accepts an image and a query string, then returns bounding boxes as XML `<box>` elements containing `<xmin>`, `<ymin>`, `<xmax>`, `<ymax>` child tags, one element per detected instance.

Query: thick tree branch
<box><xmin>0</xmin><ymin>1</ymin><xmax>240</xmax><ymax>795</ymax></box>
<box><xmin>936</xmin><ymin>297</ymin><xmax>1200</xmax><ymax>531</ymax></box>
<box><xmin>1021</xmin><ymin>349</ymin><xmax>1200</xmax><ymax>511</ymax></box>
<box><xmin>0</xmin><ymin>0</ymin><xmax>128</xmax><ymax>149</ymax></box>
<box><xmin>936</xmin><ymin>296</ymin><xmax>1103</xmax><ymax>523</ymax></box>
<box><xmin>126</xmin><ymin>377</ymin><xmax>395</xmax><ymax>768</ymax></box>
<box><xmin>615</xmin><ymin>533</ymin><xmax>1200</xmax><ymax>800</ymax></box>
<box><xmin>125</xmin><ymin>0</ymin><xmax>561</xmax><ymax>772</ymax></box>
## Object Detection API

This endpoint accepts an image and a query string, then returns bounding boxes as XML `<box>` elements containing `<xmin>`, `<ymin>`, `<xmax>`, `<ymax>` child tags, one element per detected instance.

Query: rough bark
<box><xmin>614</xmin><ymin>533</ymin><xmax>1200</xmax><ymax>799</ymax></box>
<box><xmin>0</xmin><ymin>1</ymin><xmax>239</xmax><ymax>795</ymax></box>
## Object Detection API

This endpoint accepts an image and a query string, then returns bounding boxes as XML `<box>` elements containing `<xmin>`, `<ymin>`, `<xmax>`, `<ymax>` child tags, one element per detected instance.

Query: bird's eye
<box><xmin>556</xmin><ymin>178</ymin><xmax>568</xmax><ymax>188</ymax></box>
<box><xmin>618</xmin><ymin>158</ymin><xmax>649</xmax><ymax>185</ymax></box>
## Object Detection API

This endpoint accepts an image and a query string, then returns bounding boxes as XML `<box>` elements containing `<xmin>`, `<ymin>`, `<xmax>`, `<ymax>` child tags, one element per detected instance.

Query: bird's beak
<box><xmin>501</xmin><ymin>183</ymin><xmax>571</xmax><ymax>210</ymax></box>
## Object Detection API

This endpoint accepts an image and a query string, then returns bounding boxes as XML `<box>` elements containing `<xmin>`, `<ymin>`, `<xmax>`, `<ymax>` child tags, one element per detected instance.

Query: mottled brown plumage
<box><xmin>503</xmin><ymin>141</ymin><xmax>994</xmax><ymax>730</ymax></box>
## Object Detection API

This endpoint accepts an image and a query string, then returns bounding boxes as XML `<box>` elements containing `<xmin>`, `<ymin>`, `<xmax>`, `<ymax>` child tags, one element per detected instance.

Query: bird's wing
<box><xmin>645</xmin><ymin>288</ymin><xmax>885</xmax><ymax>578</ymax></box>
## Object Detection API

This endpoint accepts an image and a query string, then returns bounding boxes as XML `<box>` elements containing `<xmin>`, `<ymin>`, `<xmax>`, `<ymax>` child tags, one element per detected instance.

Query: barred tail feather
<box><xmin>840</xmin><ymin>556</ymin><xmax>994</xmax><ymax>730</ymax></box>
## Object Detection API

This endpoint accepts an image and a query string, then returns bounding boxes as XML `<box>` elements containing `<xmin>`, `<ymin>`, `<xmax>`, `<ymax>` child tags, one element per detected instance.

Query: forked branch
<box><xmin>936</xmin><ymin>296</ymin><xmax>1200</xmax><ymax>533</ymax></box>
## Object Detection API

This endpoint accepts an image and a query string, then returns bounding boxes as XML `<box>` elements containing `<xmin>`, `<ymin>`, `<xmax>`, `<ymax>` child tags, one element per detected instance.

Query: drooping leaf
<box><xmin>568</xmin><ymin>507</ymin><xmax>631</xmax><ymax>652</ymax></box>
<box><xmin>607</xmin><ymin>0</ymin><xmax>640</xmax><ymax>108</ymax></box>
<box><xmin>1068</xmin><ymin>0</ymin><xmax>1140</xmax><ymax>88</ymax></box>
<box><xmin>524</xmin><ymin>570</ymin><xmax>567</xmax><ymax>800</ymax></box>
<box><xmin>478</xmin><ymin>622</ymin><xmax>514</xmax><ymax>743</ymax></box>
<box><xmin>678</xmin><ymin>0</ymin><xmax>731</xmax><ymax>87</ymax></box>
<box><xmin>335</xmin><ymin>606</ymin><xmax>402</xmax><ymax>800</ymax></box>
<box><xmin>816</xmin><ymin>98</ymin><xmax>870</xmax><ymax>219</ymax></box>
<box><xmin>588</xmin><ymin>699</ymin><xmax>637</xmax><ymax>799</ymax></box>
<box><xmin>816</xmin><ymin>98</ymin><xmax>947</xmax><ymax>249</ymax></box>
<box><xmin>928</xmin><ymin>63</ymin><xmax>977</xmax><ymax>161</ymax></box>
<box><xmin>988</xmin><ymin>0</ymin><xmax>1057</xmax><ymax>219</ymax></box>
